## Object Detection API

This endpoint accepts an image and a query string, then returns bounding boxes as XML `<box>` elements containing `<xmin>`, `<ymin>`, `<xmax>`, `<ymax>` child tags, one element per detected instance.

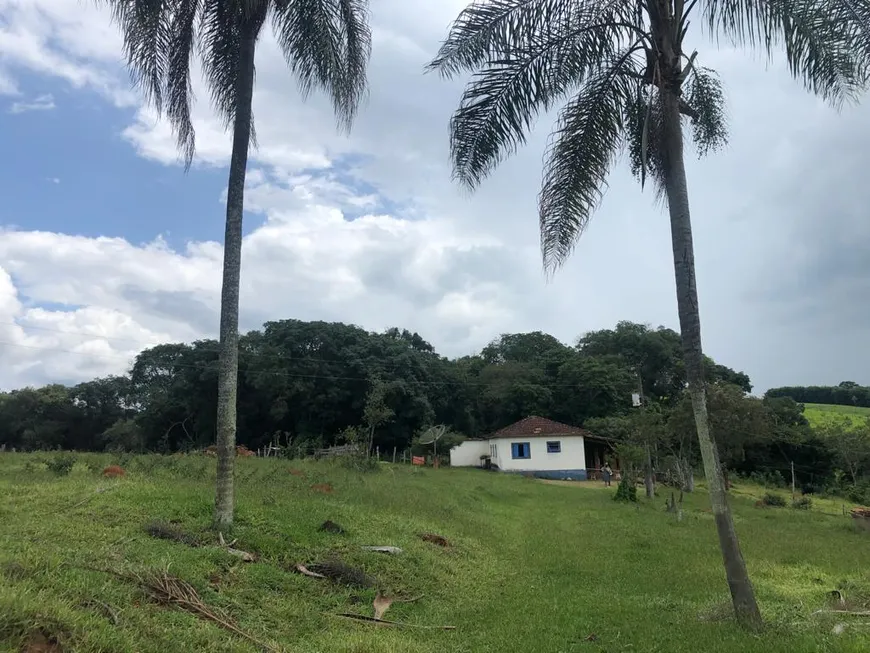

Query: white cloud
<box><xmin>0</xmin><ymin>0</ymin><xmax>135</xmax><ymax>106</ymax></box>
<box><xmin>8</xmin><ymin>92</ymin><xmax>54</xmax><ymax>114</ymax></box>
<box><xmin>0</xmin><ymin>0</ymin><xmax>869</xmax><ymax>394</ymax></box>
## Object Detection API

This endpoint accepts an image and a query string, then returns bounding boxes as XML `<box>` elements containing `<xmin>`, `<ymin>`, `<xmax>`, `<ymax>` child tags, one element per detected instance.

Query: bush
<box><xmin>748</xmin><ymin>470</ymin><xmax>787</xmax><ymax>489</ymax></box>
<box><xmin>337</xmin><ymin>453</ymin><xmax>381</xmax><ymax>473</ymax></box>
<box><xmin>792</xmin><ymin>496</ymin><xmax>812</xmax><ymax>510</ymax></box>
<box><xmin>44</xmin><ymin>454</ymin><xmax>76</xmax><ymax>477</ymax></box>
<box><xmin>613</xmin><ymin>475</ymin><xmax>638</xmax><ymax>503</ymax></box>
<box><xmin>762</xmin><ymin>492</ymin><xmax>787</xmax><ymax>507</ymax></box>
<box><xmin>846</xmin><ymin>483</ymin><xmax>870</xmax><ymax>505</ymax></box>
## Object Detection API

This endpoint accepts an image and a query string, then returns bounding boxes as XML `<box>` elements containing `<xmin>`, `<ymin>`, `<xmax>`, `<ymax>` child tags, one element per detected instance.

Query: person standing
<box><xmin>602</xmin><ymin>463</ymin><xmax>613</xmax><ymax>488</ymax></box>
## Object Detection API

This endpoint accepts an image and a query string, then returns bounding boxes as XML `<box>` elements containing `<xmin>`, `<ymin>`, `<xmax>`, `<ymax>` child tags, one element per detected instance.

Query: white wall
<box><xmin>492</xmin><ymin>435</ymin><xmax>586</xmax><ymax>472</ymax></box>
<box><xmin>449</xmin><ymin>439</ymin><xmax>490</xmax><ymax>467</ymax></box>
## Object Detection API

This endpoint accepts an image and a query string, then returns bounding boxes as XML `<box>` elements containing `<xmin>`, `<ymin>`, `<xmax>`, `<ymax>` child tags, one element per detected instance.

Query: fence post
<box><xmin>392</xmin><ymin>446</ymin><xmax>397</xmax><ymax>464</ymax></box>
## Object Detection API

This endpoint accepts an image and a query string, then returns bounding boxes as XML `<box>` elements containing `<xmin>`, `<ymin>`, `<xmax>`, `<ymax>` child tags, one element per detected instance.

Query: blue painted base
<box><xmin>511</xmin><ymin>469</ymin><xmax>588</xmax><ymax>481</ymax></box>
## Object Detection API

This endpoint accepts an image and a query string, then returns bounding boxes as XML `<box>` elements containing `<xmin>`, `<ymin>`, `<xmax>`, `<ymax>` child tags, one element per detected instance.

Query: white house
<box><xmin>449</xmin><ymin>416</ymin><xmax>611</xmax><ymax>480</ymax></box>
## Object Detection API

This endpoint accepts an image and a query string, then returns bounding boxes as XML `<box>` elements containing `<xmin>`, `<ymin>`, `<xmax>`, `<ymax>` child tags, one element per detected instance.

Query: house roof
<box><xmin>486</xmin><ymin>416</ymin><xmax>590</xmax><ymax>440</ymax></box>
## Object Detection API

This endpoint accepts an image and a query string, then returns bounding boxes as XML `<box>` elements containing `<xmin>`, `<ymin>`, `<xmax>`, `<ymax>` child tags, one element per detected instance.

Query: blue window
<box><xmin>511</xmin><ymin>442</ymin><xmax>531</xmax><ymax>459</ymax></box>
<box><xmin>546</xmin><ymin>441</ymin><xmax>561</xmax><ymax>453</ymax></box>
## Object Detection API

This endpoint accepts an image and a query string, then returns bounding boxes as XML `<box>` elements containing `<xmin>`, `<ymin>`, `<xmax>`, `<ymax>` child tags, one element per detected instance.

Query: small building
<box><xmin>449</xmin><ymin>416</ymin><xmax>610</xmax><ymax>481</ymax></box>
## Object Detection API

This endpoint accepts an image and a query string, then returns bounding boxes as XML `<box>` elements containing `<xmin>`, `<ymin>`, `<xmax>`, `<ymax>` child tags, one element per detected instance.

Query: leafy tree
<box><xmin>553</xmin><ymin>356</ymin><xmax>636</xmax><ymax>424</ymax></box>
<box><xmin>105</xmin><ymin>0</ymin><xmax>372</xmax><ymax>527</ymax></box>
<box><xmin>818</xmin><ymin>418</ymin><xmax>870</xmax><ymax>486</ymax></box>
<box><xmin>363</xmin><ymin>379</ymin><xmax>395</xmax><ymax>454</ymax></box>
<box><xmin>428</xmin><ymin>0</ymin><xmax>865</xmax><ymax>627</ymax></box>
<box><xmin>101</xmin><ymin>419</ymin><xmax>147</xmax><ymax>453</ymax></box>
<box><xmin>481</xmin><ymin>331</ymin><xmax>572</xmax><ymax>365</ymax></box>
<box><xmin>578</xmin><ymin>322</ymin><xmax>684</xmax><ymax>401</ymax></box>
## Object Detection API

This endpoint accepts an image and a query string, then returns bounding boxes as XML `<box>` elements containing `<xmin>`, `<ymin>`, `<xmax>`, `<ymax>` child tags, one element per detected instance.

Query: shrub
<box><xmin>762</xmin><ymin>492</ymin><xmax>787</xmax><ymax>507</ymax></box>
<box><xmin>337</xmin><ymin>453</ymin><xmax>381</xmax><ymax>473</ymax></box>
<box><xmin>44</xmin><ymin>454</ymin><xmax>76</xmax><ymax>477</ymax></box>
<box><xmin>846</xmin><ymin>483</ymin><xmax>870</xmax><ymax>505</ymax></box>
<box><xmin>748</xmin><ymin>470</ymin><xmax>787</xmax><ymax>489</ymax></box>
<box><xmin>792</xmin><ymin>496</ymin><xmax>812</xmax><ymax>510</ymax></box>
<box><xmin>613</xmin><ymin>475</ymin><xmax>638</xmax><ymax>503</ymax></box>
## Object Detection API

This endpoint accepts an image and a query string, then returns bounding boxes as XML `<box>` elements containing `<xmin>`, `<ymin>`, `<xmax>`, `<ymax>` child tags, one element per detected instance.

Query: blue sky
<box><xmin>1</xmin><ymin>76</ymin><xmax>236</xmax><ymax>248</ymax></box>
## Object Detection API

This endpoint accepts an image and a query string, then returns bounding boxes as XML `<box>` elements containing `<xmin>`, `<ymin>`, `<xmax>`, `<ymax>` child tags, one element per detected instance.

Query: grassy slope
<box><xmin>1</xmin><ymin>454</ymin><xmax>869</xmax><ymax>653</ymax></box>
<box><xmin>803</xmin><ymin>403</ymin><xmax>870</xmax><ymax>429</ymax></box>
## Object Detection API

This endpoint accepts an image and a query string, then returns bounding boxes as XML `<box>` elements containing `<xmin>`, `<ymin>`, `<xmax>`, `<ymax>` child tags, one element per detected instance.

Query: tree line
<box><xmin>2</xmin><ymin>319</ymin><xmax>869</xmax><ymax>500</ymax></box>
<box><xmin>0</xmin><ymin>319</ymin><xmax>741</xmax><ymax>454</ymax></box>
<box><xmin>766</xmin><ymin>382</ymin><xmax>870</xmax><ymax>408</ymax></box>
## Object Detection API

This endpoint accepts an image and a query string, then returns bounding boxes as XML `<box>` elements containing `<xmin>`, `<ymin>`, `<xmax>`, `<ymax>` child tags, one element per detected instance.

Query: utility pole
<box><xmin>791</xmin><ymin>461</ymin><xmax>796</xmax><ymax>503</ymax></box>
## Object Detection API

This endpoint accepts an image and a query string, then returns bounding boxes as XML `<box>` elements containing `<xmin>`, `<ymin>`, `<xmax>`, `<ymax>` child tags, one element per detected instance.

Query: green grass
<box><xmin>804</xmin><ymin>403</ymin><xmax>870</xmax><ymax>429</ymax></box>
<box><xmin>2</xmin><ymin>453</ymin><xmax>870</xmax><ymax>652</ymax></box>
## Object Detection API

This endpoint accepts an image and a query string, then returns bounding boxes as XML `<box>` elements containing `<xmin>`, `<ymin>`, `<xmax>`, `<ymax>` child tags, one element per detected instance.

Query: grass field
<box><xmin>803</xmin><ymin>403</ymin><xmax>870</xmax><ymax>429</ymax></box>
<box><xmin>2</xmin><ymin>453</ymin><xmax>869</xmax><ymax>653</ymax></box>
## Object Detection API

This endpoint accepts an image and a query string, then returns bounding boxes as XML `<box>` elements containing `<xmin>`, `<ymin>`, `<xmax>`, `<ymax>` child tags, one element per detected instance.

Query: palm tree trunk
<box><xmin>660</xmin><ymin>88</ymin><xmax>762</xmax><ymax>629</ymax></box>
<box><xmin>214</xmin><ymin>24</ymin><xmax>257</xmax><ymax>529</ymax></box>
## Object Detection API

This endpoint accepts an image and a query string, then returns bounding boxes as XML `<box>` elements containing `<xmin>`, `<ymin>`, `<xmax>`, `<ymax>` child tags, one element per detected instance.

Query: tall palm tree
<box><xmin>429</xmin><ymin>0</ymin><xmax>865</xmax><ymax>628</ymax></box>
<box><xmin>105</xmin><ymin>0</ymin><xmax>371</xmax><ymax>527</ymax></box>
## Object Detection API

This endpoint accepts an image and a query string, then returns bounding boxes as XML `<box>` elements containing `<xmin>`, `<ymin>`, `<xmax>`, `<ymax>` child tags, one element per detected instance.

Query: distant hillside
<box><xmin>803</xmin><ymin>403</ymin><xmax>870</xmax><ymax>429</ymax></box>
<box><xmin>766</xmin><ymin>383</ymin><xmax>870</xmax><ymax>408</ymax></box>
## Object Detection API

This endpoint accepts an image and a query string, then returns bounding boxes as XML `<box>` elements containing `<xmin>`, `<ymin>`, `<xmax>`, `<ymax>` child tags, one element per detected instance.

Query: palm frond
<box><xmin>447</xmin><ymin>15</ymin><xmax>641</xmax><ymax>189</ymax></box>
<box><xmin>702</xmin><ymin>0</ymin><xmax>864</xmax><ymax>104</ymax></box>
<box><xmin>683</xmin><ymin>66</ymin><xmax>728</xmax><ymax>156</ymax></box>
<box><xmin>199</xmin><ymin>0</ymin><xmax>252</xmax><ymax>128</ymax></box>
<box><xmin>625</xmin><ymin>87</ymin><xmax>666</xmax><ymax>196</ymax></box>
<box><xmin>822</xmin><ymin>0</ymin><xmax>870</xmax><ymax>73</ymax></box>
<box><xmin>427</xmin><ymin>0</ymin><xmax>640</xmax><ymax>78</ymax></box>
<box><xmin>103</xmin><ymin>0</ymin><xmax>173</xmax><ymax>110</ymax></box>
<box><xmin>272</xmin><ymin>0</ymin><xmax>371</xmax><ymax>132</ymax></box>
<box><xmin>428</xmin><ymin>0</ymin><xmax>569</xmax><ymax>78</ymax></box>
<box><xmin>166</xmin><ymin>0</ymin><xmax>199</xmax><ymax>168</ymax></box>
<box><xmin>538</xmin><ymin>47</ymin><xmax>643</xmax><ymax>274</ymax></box>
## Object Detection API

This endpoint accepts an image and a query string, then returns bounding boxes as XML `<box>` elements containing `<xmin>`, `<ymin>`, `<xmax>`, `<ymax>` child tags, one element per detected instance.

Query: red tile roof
<box><xmin>487</xmin><ymin>416</ymin><xmax>589</xmax><ymax>439</ymax></box>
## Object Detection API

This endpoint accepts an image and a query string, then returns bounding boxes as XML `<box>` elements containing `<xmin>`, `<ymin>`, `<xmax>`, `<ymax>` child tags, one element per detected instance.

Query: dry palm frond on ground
<box><xmin>82</xmin><ymin>566</ymin><xmax>279</xmax><ymax>652</ymax></box>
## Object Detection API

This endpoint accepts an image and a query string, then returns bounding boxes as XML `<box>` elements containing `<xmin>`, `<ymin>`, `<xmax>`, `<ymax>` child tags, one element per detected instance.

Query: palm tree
<box><xmin>428</xmin><ymin>0</ymin><xmax>865</xmax><ymax>629</ymax></box>
<box><xmin>104</xmin><ymin>0</ymin><xmax>371</xmax><ymax>528</ymax></box>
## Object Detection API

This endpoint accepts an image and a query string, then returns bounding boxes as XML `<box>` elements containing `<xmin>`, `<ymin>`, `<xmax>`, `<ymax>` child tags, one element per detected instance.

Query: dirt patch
<box><xmin>311</xmin><ymin>483</ymin><xmax>334</xmax><ymax>494</ymax></box>
<box><xmin>21</xmin><ymin>630</ymin><xmax>63</xmax><ymax>653</ymax></box>
<box><xmin>318</xmin><ymin>520</ymin><xmax>345</xmax><ymax>534</ymax></box>
<box><xmin>144</xmin><ymin>520</ymin><xmax>200</xmax><ymax>546</ymax></box>
<box><xmin>420</xmin><ymin>533</ymin><xmax>451</xmax><ymax>547</ymax></box>
<box><xmin>102</xmin><ymin>465</ymin><xmax>125</xmax><ymax>478</ymax></box>
<box><xmin>288</xmin><ymin>468</ymin><xmax>306</xmax><ymax>477</ymax></box>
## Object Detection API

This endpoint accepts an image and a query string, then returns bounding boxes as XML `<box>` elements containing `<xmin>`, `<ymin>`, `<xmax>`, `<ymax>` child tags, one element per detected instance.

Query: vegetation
<box><xmin>761</xmin><ymin>493</ymin><xmax>787</xmax><ymax>508</ymax></box>
<box><xmin>3</xmin><ymin>453</ymin><xmax>870</xmax><ymax>652</ymax></box>
<box><xmin>767</xmin><ymin>383</ymin><xmax>870</xmax><ymax>409</ymax></box>
<box><xmin>104</xmin><ymin>0</ymin><xmax>373</xmax><ymax>527</ymax></box>
<box><xmin>3</xmin><ymin>318</ymin><xmax>870</xmax><ymax>505</ymax></box>
<box><xmin>428</xmin><ymin>0</ymin><xmax>868</xmax><ymax>628</ymax></box>
<box><xmin>803</xmin><ymin>404</ymin><xmax>870</xmax><ymax>429</ymax></box>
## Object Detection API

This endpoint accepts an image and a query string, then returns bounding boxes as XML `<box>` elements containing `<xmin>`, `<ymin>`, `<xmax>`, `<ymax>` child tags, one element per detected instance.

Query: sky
<box><xmin>0</xmin><ymin>0</ymin><xmax>869</xmax><ymax>394</ymax></box>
